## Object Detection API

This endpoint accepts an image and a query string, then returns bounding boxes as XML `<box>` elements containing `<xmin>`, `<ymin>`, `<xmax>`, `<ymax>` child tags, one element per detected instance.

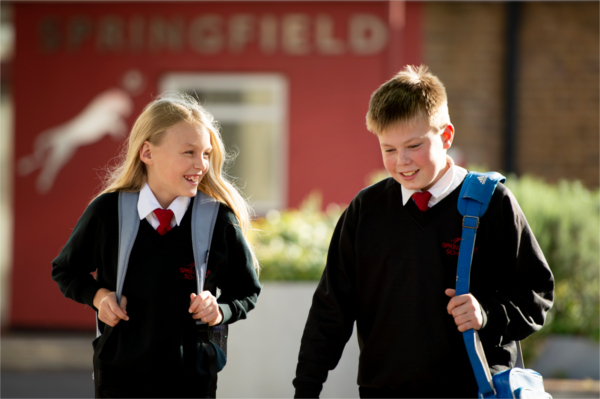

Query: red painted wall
<box><xmin>11</xmin><ymin>1</ymin><xmax>421</xmax><ymax>329</ymax></box>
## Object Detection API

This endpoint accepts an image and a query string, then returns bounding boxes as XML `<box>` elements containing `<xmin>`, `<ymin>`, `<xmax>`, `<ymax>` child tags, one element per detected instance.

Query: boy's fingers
<box><xmin>445</xmin><ymin>288</ymin><xmax>456</xmax><ymax>297</ymax></box>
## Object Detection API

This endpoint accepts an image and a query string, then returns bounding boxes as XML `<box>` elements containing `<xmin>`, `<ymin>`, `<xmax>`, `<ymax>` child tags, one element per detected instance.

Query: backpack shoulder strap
<box><xmin>191</xmin><ymin>190</ymin><xmax>220</xmax><ymax>295</ymax></box>
<box><xmin>117</xmin><ymin>191</ymin><xmax>140</xmax><ymax>304</ymax></box>
<box><xmin>456</xmin><ymin>171</ymin><xmax>506</xmax><ymax>399</ymax></box>
<box><xmin>97</xmin><ymin>191</ymin><xmax>139</xmax><ymax>337</ymax></box>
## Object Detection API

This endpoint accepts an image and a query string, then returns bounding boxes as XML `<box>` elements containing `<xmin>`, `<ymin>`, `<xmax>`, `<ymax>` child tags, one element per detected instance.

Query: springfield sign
<box><xmin>39</xmin><ymin>13</ymin><xmax>389</xmax><ymax>55</ymax></box>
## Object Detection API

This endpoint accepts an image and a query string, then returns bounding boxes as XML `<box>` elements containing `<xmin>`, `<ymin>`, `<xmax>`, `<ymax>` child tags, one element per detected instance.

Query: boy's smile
<box><xmin>140</xmin><ymin>121</ymin><xmax>212</xmax><ymax>209</ymax></box>
<box><xmin>378</xmin><ymin>118</ymin><xmax>454</xmax><ymax>192</ymax></box>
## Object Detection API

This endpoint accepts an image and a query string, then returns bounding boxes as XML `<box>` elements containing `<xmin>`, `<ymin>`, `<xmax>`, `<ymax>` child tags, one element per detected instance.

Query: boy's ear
<box><xmin>140</xmin><ymin>141</ymin><xmax>153</xmax><ymax>166</ymax></box>
<box><xmin>442</xmin><ymin>124</ymin><xmax>455</xmax><ymax>149</ymax></box>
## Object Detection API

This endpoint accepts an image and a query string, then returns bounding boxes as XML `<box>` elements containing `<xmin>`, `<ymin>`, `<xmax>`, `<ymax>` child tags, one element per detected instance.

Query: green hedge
<box><xmin>250</xmin><ymin>174</ymin><xmax>600</xmax><ymax>339</ymax></box>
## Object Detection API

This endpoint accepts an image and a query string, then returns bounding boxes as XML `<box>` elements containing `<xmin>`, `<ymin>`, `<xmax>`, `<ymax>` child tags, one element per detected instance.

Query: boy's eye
<box><xmin>409</xmin><ymin>143</ymin><xmax>421</xmax><ymax>149</ymax></box>
<box><xmin>384</xmin><ymin>148</ymin><xmax>396</xmax><ymax>153</ymax></box>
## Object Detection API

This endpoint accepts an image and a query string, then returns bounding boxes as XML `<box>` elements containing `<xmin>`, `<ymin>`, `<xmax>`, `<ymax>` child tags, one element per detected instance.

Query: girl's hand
<box><xmin>93</xmin><ymin>288</ymin><xmax>129</xmax><ymax>327</ymax></box>
<box><xmin>189</xmin><ymin>291</ymin><xmax>223</xmax><ymax>326</ymax></box>
<box><xmin>445</xmin><ymin>289</ymin><xmax>483</xmax><ymax>332</ymax></box>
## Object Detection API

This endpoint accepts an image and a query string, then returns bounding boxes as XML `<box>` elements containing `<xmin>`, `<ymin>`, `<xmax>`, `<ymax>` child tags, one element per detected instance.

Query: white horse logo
<box><xmin>18</xmin><ymin>88</ymin><xmax>134</xmax><ymax>194</ymax></box>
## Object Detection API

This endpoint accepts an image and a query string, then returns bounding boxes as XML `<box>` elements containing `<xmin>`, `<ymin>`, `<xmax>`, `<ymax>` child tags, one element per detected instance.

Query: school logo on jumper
<box><xmin>180</xmin><ymin>262</ymin><xmax>211</xmax><ymax>280</ymax></box>
<box><xmin>442</xmin><ymin>237</ymin><xmax>478</xmax><ymax>256</ymax></box>
<box><xmin>180</xmin><ymin>262</ymin><xmax>197</xmax><ymax>280</ymax></box>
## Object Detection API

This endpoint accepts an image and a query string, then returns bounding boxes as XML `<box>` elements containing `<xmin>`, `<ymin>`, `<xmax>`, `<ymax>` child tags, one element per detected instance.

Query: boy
<box><xmin>293</xmin><ymin>65</ymin><xmax>554</xmax><ymax>398</ymax></box>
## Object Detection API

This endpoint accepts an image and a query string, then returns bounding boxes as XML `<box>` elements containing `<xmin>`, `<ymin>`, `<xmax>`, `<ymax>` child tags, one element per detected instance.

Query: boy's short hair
<box><xmin>366</xmin><ymin>65</ymin><xmax>450</xmax><ymax>135</ymax></box>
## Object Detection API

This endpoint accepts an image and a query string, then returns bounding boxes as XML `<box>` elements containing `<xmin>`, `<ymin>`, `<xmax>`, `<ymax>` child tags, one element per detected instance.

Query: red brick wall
<box><xmin>423</xmin><ymin>2</ymin><xmax>599</xmax><ymax>188</ymax></box>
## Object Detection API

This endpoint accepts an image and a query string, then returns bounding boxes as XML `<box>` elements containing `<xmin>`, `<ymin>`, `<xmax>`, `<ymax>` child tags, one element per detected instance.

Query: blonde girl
<box><xmin>52</xmin><ymin>92</ymin><xmax>261</xmax><ymax>398</ymax></box>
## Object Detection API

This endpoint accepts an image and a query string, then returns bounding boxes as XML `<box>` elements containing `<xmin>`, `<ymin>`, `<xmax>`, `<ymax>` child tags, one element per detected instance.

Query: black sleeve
<box><xmin>214</xmin><ymin>208</ymin><xmax>262</xmax><ymax>325</ymax></box>
<box><xmin>475</xmin><ymin>185</ymin><xmax>554</xmax><ymax>346</ymax></box>
<box><xmin>293</xmin><ymin>202</ymin><xmax>358</xmax><ymax>398</ymax></box>
<box><xmin>51</xmin><ymin>195</ymin><xmax>115</xmax><ymax>310</ymax></box>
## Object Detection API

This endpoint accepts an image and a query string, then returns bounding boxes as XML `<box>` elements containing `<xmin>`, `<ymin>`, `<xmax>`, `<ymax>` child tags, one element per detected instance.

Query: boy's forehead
<box><xmin>378</xmin><ymin>119</ymin><xmax>435</xmax><ymax>142</ymax></box>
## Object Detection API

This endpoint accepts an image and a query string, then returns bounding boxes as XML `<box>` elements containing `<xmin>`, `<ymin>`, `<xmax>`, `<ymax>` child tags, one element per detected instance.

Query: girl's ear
<box><xmin>140</xmin><ymin>141</ymin><xmax>153</xmax><ymax>166</ymax></box>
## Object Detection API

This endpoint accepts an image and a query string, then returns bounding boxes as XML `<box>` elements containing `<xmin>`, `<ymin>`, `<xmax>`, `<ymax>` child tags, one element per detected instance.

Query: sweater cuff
<box><xmin>217</xmin><ymin>302</ymin><xmax>233</xmax><ymax>325</ymax></box>
<box><xmin>293</xmin><ymin>381</ymin><xmax>323</xmax><ymax>399</ymax></box>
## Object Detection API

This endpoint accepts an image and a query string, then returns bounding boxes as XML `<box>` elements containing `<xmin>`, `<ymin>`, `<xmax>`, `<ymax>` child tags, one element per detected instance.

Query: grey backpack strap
<box><xmin>96</xmin><ymin>191</ymin><xmax>139</xmax><ymax>338</ymax></box>
<box><xmin>117</xmin><ymin>191</ymin><xmax>140</xmax><ymax>304</ymax></box>
<box><xmin>191</xmin><ymin>191</ymin><xmax>220</xmax><ymax>296</ymax></box>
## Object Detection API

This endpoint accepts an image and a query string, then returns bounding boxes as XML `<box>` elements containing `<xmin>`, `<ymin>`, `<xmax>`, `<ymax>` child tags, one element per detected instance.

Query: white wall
<box><xmin>218</xmin><ymin>282</ymin><xmax>361</xmax><ymax>398</ymax></box>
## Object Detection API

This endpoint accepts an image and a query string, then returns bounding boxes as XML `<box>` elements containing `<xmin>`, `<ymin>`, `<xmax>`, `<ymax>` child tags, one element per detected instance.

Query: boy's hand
<box><xmin>93</xmin><ymin>288</ymin><xmax>129</xmax><ymax>327</ymax></box>
<box><xmin>189</xmin><ymin>291</ymin><xmax>223</xmax><ymax>326</ymax></box>
<box><xmin>445</xmin><ymin>289</ymin><xmax>483</xmax><ymax>332</ymax></box>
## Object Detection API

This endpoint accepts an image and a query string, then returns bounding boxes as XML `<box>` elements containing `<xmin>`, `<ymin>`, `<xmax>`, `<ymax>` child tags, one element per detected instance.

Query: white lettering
<box><xmin>259</xmin><ymin>15</ymin><xmax>277</xmax><ymax>54</ymax></box>
<box><xmin>230</xmin><ymin>14</ymin><xmax>254</xmax><ymax>53</ymax></box>
<box><xmin>96</xmin><ymin>16</ymin><xmax>125</xmax><ymax>52</ymax></box>
<box><xmin>315</xmin><ymin>14</ymin><xmax>344</xmax><ymax>55</ymax></box>
<box><xmin>282</xmin><ymin>14</ymin><xmax>310</xmax><ymax>55</ymax></box>
<box><xmin>349</xmin><ymin>14</ymin><xmax>388</xmax><ymax>55</ymax></box>
<box><xmin>190</xmin><ymin>15</ymin><xmax>223</xmax><ymax>54</ymax></box>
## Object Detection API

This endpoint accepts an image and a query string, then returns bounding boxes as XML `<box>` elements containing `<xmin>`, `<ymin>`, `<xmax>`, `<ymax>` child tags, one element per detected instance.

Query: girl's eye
<box><xmin>185</xmin><ymin>150</ymin><xmax>194</xmax><ymax>155</ymax></box>
<box><xmin>203</xmin><ymin>152</ymin><xmax>211</xmax><ymax>158</ymax></box>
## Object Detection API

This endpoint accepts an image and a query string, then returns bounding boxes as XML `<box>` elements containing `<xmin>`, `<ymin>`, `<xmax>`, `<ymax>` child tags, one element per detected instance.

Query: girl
<box><xmin>52</xmin><ymin>92</ymin><xmax>262</xmax><ymax>398</ymax></box>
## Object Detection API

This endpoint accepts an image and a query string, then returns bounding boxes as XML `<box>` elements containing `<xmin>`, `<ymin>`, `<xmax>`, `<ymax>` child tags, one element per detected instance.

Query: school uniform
<box><xmin>52</xmin><ymin>185</ymin><xmax>261</xmax><ymax>398</ymax></box>
<box><xmin>293</xmin><ymin>160</ymin><xmax>554</xmax><ymax>398</ymax></box>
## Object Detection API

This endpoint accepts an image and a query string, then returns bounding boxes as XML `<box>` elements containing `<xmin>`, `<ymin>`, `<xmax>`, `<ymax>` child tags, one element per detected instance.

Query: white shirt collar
<box><xmin>137</xmin><ymin>183</ymin><xmax>190</xmax><ymax>227</ymax></box>
<box><xmin>401</xmin><ymin>155</ymin><xmax>468</xmax><ymax>207</ymax></box>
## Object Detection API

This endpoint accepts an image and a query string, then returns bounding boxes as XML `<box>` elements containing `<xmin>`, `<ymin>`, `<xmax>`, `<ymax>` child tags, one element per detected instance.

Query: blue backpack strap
<box><xmin>456</xmin><ymin>171</ymin><xmax>506</xmax><ymax>399</ymax></box>
<box><xmin>191</xmin><ymin>190</ymin><xmax>220</xmax><ymax>310</ymax></box>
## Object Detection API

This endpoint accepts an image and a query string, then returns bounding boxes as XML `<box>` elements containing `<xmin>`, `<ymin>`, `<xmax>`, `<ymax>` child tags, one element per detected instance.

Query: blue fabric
<box><xmin>457</xmin><ymin>172</ymin><xmax>551</xmax><ymax>399</ymax></box>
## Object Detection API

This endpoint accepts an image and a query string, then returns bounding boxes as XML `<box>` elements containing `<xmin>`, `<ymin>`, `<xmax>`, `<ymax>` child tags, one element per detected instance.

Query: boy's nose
<box><xmin>397</xmin><ymin>151</ymin><xmax>411</xmax><ymax>165</ymax></box>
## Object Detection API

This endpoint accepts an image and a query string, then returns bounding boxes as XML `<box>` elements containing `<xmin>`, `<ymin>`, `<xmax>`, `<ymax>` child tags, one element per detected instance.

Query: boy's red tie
<box><xmin>153</xmin><ymin>208</ymin><xmax>174</xmax><ymax>235</ymax></box>
<box><xmin>412</xmin><ymin>191</ymin><xmax>432</xmax><ymax>211</ymax></box>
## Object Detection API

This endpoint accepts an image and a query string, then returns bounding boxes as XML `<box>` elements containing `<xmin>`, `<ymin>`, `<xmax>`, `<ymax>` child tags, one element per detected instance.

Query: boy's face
<box><xmin>378</xmin><ymin>118</ymin><xmax>454</xmax><ymax>191</ymax></box>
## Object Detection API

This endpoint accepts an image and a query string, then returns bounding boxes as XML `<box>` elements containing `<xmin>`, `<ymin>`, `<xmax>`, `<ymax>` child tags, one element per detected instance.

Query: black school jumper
<box><xmin>293</xmin><ymin>178</ymin><xmax>554</xmax><ymax>399</ymax></box>
<box><xmin>52</xmin><ymin>192</ymin><xmax>261</xmax><ymax>398</ymax></box>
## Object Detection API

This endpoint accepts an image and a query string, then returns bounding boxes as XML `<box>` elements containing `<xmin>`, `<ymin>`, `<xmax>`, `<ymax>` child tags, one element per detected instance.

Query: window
<box><xmin>160</xmin><ymin>73</ymin><xmax>288</xmax><ymax>214</ymax></box>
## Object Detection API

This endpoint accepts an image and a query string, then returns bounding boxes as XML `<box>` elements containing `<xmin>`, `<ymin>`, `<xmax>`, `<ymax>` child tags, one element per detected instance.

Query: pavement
<box><xmin>2</xmin><ymin>331</ymin><xmax>599</xmax><ymax>399</ymax></box>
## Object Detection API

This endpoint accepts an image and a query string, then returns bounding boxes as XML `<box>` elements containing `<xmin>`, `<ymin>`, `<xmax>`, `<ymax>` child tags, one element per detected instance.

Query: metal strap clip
<box><xmin>462</xmin><ymin>215</ymin><xmax>480</xmax><ymax>229</ymax></box>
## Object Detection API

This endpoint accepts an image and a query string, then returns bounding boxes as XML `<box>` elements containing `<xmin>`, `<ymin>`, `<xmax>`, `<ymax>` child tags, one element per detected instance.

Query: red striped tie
<box><xmin>153</xmin><ymin>208</ymin><xmax>174</xmax><ymax>235</ymax></box>
<box><xmin>412</xmin><ymin>191</ymin><xmax>432</xmax><ymax>211</ymax></box>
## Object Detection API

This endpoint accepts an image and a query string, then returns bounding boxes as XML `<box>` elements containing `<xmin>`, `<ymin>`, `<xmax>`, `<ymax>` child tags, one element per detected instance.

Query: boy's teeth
<box><xmin>402</xmin><ymin>171</ymin><xmax>417</xmax><ymax>176</ymax></box>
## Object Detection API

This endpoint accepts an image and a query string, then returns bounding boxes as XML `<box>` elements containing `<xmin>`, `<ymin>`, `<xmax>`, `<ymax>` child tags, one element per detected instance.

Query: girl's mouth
<box><xmin>184</xmin><ymin>175</ymin><xmax>200</xmax><ymax>183</ymax></box>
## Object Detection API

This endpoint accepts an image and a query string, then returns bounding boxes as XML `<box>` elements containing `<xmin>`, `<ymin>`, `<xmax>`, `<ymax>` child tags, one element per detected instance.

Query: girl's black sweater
<box><xmin>52</xmin><ymin>192</ymin><xmax>261</xmax><ymax>375</ymax></box>
<box><xmin>293</xmin><ymin>178</ymin><xmax>554</xmax><ymax>398</ymax></box>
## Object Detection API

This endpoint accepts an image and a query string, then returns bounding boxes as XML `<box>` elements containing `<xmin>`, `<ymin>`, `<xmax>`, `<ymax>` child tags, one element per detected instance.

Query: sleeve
<box><xmin>293</xmin><ymin>202</ymin><xmax>359</xmax><ymax>399</ymax></box>
<box><xmin>475</xmin><ymin>186</ymin><xmax>555</xmax><ymax>346</ymax></box>
<box><xmin>51</xmin><ymin>198</ymin><xmax>106</xmax><ymax>310</ymax></box>
<box><xmin>215</xmin><ymin>211</ymin><xmax>262</xmax><ymax>326</ymax></box>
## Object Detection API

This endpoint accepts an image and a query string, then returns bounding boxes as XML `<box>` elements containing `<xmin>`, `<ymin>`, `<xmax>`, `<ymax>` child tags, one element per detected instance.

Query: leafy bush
<box><xmin>250</xmin><ymin>193</ymin><xmax>344</xmax><ymax>281</ymax></box>
<box><xmin>504</xmin><ymin>175</ymin><xmax>600</xmax><ymax>339</ymax></box>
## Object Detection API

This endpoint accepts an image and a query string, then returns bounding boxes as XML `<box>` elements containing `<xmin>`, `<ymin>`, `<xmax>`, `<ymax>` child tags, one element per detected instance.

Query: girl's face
<box><xmin>140</xmin><ymin>121</ymin><xmax>212</xmax><ymax>209</ymax></box>
<box><xmin>378</xmin><ymin>118</ymin><xmax>454</xmax><ymax>192</ymax></box>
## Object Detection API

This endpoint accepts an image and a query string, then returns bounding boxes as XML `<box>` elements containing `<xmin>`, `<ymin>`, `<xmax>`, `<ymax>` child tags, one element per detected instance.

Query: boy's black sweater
<box><xmin>52</xmin><ymin>192</ymin><xmax>261</xmax><ymax>373</ymax></box>
<box><xmin>293</xmin><ymin>178</ymin><xmax>554</xmax><ymax>398</ymax></box>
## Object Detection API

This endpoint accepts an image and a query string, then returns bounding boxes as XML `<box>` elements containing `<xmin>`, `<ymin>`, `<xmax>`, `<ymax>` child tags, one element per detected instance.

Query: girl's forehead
<box><xmin>164</xmin><ymin>121</ymin><xmax>210</xmax><ymax>142</ymax></box>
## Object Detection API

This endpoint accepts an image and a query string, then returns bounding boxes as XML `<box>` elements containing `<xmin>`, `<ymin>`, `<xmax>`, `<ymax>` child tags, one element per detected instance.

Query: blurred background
<box><xmin>1</xmin><ymin>1</ymin><xmax>598</xmax><ymax>398</ymax></box>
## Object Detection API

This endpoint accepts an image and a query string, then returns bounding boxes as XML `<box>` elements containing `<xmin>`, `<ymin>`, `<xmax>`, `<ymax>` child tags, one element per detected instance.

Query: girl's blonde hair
<box><xmin>97</xmin><ymin>91</ymin><xmax>259</xmax><ymax>271</ymax></box>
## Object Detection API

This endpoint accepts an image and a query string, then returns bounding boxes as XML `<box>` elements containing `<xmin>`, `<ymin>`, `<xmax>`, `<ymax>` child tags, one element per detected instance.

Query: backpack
<box><xmin>457</xmin><ymin>172</ymin><xmax>551</xmax><ymax>399</ymax></box>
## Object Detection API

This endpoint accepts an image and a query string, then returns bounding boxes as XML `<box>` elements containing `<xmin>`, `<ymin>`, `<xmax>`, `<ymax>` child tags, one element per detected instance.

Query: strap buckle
<box><xmin>462</xmin><ymin>215</ymin><xmax>480</xmax><ymax>229</ymax></box>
